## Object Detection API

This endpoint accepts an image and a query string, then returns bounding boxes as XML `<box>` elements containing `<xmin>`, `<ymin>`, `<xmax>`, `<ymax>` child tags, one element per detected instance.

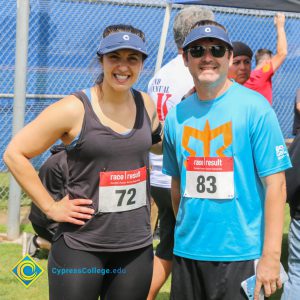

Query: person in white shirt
<box><xmin>147</xmin><ymin>6</ymin><xmax>214</xmax><ymax>300</ymax></box>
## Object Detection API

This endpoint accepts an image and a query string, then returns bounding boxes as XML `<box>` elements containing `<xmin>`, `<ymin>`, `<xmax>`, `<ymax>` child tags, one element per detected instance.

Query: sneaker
<box><xmin>22</xmin><ymin>232</ymin><xmax>39</xmax><ymax>257</ymax></box>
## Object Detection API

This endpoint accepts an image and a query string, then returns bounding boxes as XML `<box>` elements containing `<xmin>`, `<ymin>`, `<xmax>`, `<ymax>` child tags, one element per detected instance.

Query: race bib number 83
<box><xmin>184</xmin><ymin>157</ymin><xmax>234</xmax><ymax>199</ymax></box>
<box><xmin>98</xmin><ymin>167</ymin><xmax>147</xmax><ymax>213</ymax></box>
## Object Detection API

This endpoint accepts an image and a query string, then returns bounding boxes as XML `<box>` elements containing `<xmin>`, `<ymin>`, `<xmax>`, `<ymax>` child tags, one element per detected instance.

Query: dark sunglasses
<box><xmin>186</xmin><ymin>45</ymin><xmax>229</xmax><ymax>58</ymax></box>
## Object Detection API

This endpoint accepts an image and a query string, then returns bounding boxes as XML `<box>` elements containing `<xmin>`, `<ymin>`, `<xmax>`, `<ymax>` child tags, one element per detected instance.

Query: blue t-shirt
<box><xmin>163</xmin><ymin>82</ymin><xmax>291</xmax><ymax>261</ymax></box>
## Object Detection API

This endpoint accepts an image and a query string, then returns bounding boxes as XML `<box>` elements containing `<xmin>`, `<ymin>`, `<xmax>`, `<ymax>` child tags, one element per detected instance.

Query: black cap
<box><xmin>232</xmin><ymin>41</ymin><xmax>253</xmax><ymax>59</ymax></box>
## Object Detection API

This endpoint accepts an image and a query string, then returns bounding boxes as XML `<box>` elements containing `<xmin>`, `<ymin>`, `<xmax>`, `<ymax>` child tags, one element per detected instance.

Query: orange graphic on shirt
<box><xmin>182</xmin><ymin>120</ymin><xmax>232</xmax><ymax>164</ymax></box>
<box><xmin>262</xmin><ymin>63</ymin><xmax>271</xmax><ymax>73</ymax></box>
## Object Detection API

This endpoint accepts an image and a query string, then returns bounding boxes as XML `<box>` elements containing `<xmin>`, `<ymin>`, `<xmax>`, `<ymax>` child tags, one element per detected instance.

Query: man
<box><xmin>244</xmin><ymin>13</ymin><xmax>287</xmax><ymax>105</ymax></box>
<box><xmin>292</xmin><ymin>88</ymin><xmax>300</xmax><ymax>136</ymax></box>
<box><xmin>281</xmin><ymin>88</ymin><xmax>300</xmax><ymax>300</ymax></box>
<box><xmin>147</xmin><ymin>6</ymin><xmax>214</xmax><ymax>300</ymax></box>
<box><xmin>228</xmin><ymin>41</ymin><xmax>253</xmax><ymax>84</ymax></box>
<box><xmin>163</xmin><ymin>19</ymin><xmax>291</xmax><ymax>300</ymax></box>
<box><xmin>23</xmin><ymin>144</ymin><xmax>67</xmax><ymax>256</ymax></box>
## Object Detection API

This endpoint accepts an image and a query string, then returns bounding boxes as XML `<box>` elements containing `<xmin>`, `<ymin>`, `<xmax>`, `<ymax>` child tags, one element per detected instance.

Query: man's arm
<box><xmin>254</xmin><ymin>171</ymin><xmax>286</xmax><ymax>300</ymax></box>
<box><xmin>271</xmin><ymin>13</ymin><xmax>287</xmax><ymax>72</ymax></box>
<box><xmin>171</xmin><ymin>177</ymin><xmax>181</xmax><ymax>217</ymax></box>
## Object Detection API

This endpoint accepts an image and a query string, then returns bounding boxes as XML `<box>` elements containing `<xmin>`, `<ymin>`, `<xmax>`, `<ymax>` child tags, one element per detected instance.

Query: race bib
<box><xmin>98</xmin><ymin>166</ymin><xmax>147</xmax><ymax>213</ymax></box>
<box><xmin>184</xmin><ymin>157</ymin><xmax>234</xmax><ymax>199</ymax></box>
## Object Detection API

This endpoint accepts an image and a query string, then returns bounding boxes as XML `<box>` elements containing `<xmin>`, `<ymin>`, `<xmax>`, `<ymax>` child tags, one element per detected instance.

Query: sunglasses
<box><xmin>186</xmin><ymin>45</ymin><xmax>229</xmax><ymax>58</ymax></box>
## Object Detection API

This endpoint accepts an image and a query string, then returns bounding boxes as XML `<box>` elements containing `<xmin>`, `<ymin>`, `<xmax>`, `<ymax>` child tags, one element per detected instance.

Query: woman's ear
<box><xmin>140</xmin><ymin>63</ymin><xmax>144</xmax><ymax>73</ymax></box>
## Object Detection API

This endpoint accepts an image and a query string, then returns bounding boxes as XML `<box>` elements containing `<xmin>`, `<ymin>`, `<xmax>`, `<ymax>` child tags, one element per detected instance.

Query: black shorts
<box><xmin>32</xmin><ymin>223</ymin><xmax>58</xmax><ymax>243</ymax></box>
<box><xmin>48</xmin><ymin>237</ymin><xmax>153</xmax><ymax>300</ymax></box>
<box><xmin>171</xmin><ymin>255</ymin><xmax>256</xmax><ymax>300</ymax></box>
<box><xmin>151</xmin><ymin>186</ymin><xmax>175</xmax><ymax>260</ymax></box>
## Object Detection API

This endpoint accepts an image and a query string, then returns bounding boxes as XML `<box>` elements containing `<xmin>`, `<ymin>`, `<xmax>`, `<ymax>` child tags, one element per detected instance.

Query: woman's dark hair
<box><xmin>102</xmin><ymin>24</ymin><xmax>145</xmax><ymax>41</ymax></box>
<box><xmin>96</xmin><ymin>24</ymin><xmax>146</xmax><ymax>84</ymax></box>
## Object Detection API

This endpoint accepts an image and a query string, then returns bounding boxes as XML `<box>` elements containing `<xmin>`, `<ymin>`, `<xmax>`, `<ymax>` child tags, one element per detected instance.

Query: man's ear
<box><xmin>182</xmin><ymin>51</ymin><xmax>189</xmax><ymax>67</ymax></box>
<box><xmin>228</xmin><ymin>50</ymin><xmax>233</xmax><ymax>66</ymax></box>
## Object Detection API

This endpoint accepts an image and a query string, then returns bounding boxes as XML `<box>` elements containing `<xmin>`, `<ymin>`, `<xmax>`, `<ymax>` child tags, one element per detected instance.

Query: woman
<box><xmin>4</xmin><ymin>24</ymin><xmax>162</xmax><ymax>300</ymax></box>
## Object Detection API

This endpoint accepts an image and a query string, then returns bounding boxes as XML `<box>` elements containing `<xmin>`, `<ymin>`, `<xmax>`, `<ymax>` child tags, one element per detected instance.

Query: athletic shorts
<box><xmin>48</xmin><ymin>237</ymin><xmax>153</xmax><ymax>300</ymax></box>
<box><xmin>151</xmin><ymin>186</ymin><xmax>175</xmax><ymax>260</ymax></box>
<box><xmin>171</xmin><ymin>255</ymin><xmax>256</xmax><ymax>300</ymax></box>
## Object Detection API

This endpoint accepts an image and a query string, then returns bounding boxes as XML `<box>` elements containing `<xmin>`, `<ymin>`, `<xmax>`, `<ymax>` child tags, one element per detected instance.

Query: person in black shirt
<box><xmin>292</xmin><ymin>88</ymin><xmax>300</xmax><ymax>136</ymax></box>
<box><xmin>281</xmin><ymin>88</ymin><xmax>300</xmax><ymax>299</ymax></box>
<box><xmin>23</xmin><ymin>144</ymin><xmax>67</xmax><ymax>256</ymax></box>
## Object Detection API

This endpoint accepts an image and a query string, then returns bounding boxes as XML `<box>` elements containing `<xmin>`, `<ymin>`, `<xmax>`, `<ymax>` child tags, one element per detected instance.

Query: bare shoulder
<box><xmin>25</xmin><ymin>94</ymin><xmax>85</xmax><ymax>143</ymax></box>
<box><xmin>5</xmin><ymin>94</ymin><xmax>85</xmax><ymax>158</ymax></box>
<box><xmin>140</xmin><ymin>91</ymin><xmax>156</xmax><ymax>117</ymax></box>
<box><xmin>46</xmin><ymin>94</ymin><xmax>84</xmax><ymax>118</ymax></box>
<box><xmin>139</xmin><ymin>91</ymin><xmax>160</xmax><ymax>131</ymax></box>
<box><xmin>36</xmin><ymin>95</ymin><xmax>84</xmax><ymax>129</ymax></box>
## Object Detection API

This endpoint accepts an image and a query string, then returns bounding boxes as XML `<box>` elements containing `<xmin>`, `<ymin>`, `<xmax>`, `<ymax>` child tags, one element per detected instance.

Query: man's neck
<box><xmin>195</xmin><ymin>78</ymin><xmax>233</xmax><ymax>101</ymax></box>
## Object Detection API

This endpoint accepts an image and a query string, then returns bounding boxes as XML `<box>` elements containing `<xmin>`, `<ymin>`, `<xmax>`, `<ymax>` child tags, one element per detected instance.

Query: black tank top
<box><xmin>29</xmin><ymin>145</ymin><xmax>67</xmax><ymax>229</ymax></box>
<box><xmin>54</xmin><ymin>89</ymin><xmax>153</xmax><ymax>252</ymax></box>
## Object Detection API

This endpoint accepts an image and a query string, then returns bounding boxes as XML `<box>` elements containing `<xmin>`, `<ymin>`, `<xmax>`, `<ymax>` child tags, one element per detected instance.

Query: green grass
<box><xmin>0</xmin><ymin>244</ymin><xmax>49</xmax><ymax>300</ymax></box>
<box><xmin>0</xmin><ymin>224</ymin><xmax>6</xmax><ymax>233</ymax></box>
<box><xmin>0</xmin><ymin>172</ymin><xmax>9</xmax><ymax>209</ymax></box>
<box><xmin>0</xmin><ymin>206</ymin><xmax>291</xmax><ymax>300</ymax></box>
<box><xmin>0</xmin><ymin>223</ymin><xmax>34</xmax><ymax>234</ymax></box>
<box><xmin>0</xmin><ymin>172</ymin><xmax>32</xmax><ymax>210</ymax></box>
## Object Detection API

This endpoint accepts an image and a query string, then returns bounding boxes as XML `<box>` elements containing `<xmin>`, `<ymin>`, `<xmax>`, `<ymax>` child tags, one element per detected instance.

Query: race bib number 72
<box><xmin>98</xmin><ymin>167</ymin><xmax>147</xmax><ymax>213</ymax></box>
<box><xmin>184</xmin><ymin>157</ymin><xmax>234</xmax><ymax>199</ymax></box>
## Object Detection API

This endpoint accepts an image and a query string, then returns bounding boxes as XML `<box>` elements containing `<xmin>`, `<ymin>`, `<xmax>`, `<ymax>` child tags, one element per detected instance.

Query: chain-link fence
<box><xmin>1</xmin><ymin>0</ymin><xmax>300</xmax><ymax>208</ymax></box>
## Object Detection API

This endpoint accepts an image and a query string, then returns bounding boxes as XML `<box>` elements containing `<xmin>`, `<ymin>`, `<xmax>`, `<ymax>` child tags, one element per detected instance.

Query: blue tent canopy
<box><xmin>167</xmin><ymin>0</ymin><xmax>300</xmax><ymax>13</ymax></box>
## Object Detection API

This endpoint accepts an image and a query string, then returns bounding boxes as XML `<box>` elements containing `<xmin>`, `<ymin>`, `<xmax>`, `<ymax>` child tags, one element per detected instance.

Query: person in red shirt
<box><xmin>244</xmin><ymin>13</ymin><xmax>287</xmax><ymax>105</ymax></box>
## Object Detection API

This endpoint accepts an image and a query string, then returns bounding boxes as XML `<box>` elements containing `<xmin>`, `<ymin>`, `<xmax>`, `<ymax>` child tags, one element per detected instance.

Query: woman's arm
<box><xmin>3</xmin><ymin>96</ymin><xmax>94</xmax><ymax>225</ymax></box>
<box><xmin>141</xmin><ymin>92</ymin><xmax>163</xmax><ymax>154</ymax></box>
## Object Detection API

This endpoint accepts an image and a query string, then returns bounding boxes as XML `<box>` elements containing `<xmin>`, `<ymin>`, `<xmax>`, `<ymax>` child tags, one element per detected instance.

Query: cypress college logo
<box><xmin>11</xmin><ymin>254</ymin><xmax>44</xmax><ymax>287</ymax></box>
